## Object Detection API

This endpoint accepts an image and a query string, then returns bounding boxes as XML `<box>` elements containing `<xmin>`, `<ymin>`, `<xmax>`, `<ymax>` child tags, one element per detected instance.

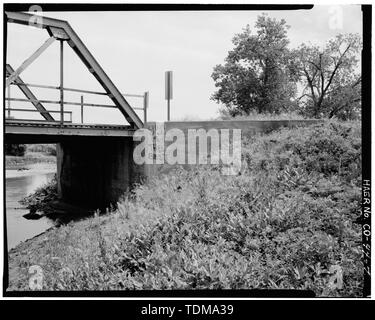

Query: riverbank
<box><xmin>6</xmin><ymin>153</ymin><xmax>56</xmax><ymax>170</ymax></box>
<box><xmin>6</xmin><ymin>146</ymin><xmax>57</xmax><ymax>178</ymax></box>
<box><xmin>5</xmin><ymin>147</ymin><xmax>57</xmax><ymax>249</ymax></box>
<box><xmin>5</xmin><ymin>165</ymin><xmax>56</xmax><ymax>250</ymax></box>
<box><xmin>7</xmin><ymin>198</ymin><xmax>163</xmax><ymax>291</ymax></box>
<box><xmin>6</xmin><ymin>162</ymin><xmax>56</xmax><ymax>179</ymax></box>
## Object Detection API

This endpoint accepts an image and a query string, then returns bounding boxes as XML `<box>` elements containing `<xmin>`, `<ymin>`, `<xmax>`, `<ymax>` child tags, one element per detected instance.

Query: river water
<box><xmin>5</xmin><ymin>164</ymin><xmax>56</xmax><ymax>250</ymax></box>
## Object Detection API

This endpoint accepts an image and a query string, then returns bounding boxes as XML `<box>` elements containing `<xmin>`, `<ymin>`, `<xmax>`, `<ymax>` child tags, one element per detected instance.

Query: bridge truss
<box><xmin>5</xmin><ymin>11</ymin><xmax>147</xmax><ymax>131</ymax></box>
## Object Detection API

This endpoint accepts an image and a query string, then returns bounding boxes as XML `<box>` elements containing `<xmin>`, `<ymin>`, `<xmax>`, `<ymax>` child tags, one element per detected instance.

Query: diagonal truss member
<box><xmin>6</xmin><ymin>11</ymin><xmax>143</xmax><ymax>129</ymax></box>
<box><xmin>6</xmin><ymin>64</ymin><xmax>55</xmax><ymax>121</ymax></box>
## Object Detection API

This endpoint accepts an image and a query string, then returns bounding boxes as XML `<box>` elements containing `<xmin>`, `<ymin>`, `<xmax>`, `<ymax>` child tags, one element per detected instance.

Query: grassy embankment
<box><xmin>7</xmin><ymin>121</ymin><xmax>362</xmax><ymax>296</ymax></box>
<box><xmin>6</xmin><ymin>144</ymin><xmax>56</xmax><ymax>169</ymax></box>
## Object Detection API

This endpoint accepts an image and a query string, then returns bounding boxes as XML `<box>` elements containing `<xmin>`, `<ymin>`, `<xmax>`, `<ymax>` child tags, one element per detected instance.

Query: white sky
<box><xmin>6</xmin><ymin>5</ymin><xmax>362</xmax><ymax>124</ymax></box>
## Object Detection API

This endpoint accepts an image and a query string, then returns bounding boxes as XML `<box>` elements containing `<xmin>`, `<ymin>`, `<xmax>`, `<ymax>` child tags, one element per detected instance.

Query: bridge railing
<box><xmin>5</xmin><ymin>107</ymin><xmax>73</xmax><ymax>123</ymax></box>
<box><xmin>5</xmin><ymin>81</ymin><xmax>149</xmax><ymax>125</ymax></box>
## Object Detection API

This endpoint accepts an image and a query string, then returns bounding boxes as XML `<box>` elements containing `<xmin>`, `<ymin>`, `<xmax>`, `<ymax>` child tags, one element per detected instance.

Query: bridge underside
<box><xmin>57</xmin><ymin>137</ymin><xmax>137</xmax><ymax>210</ymax></box>
<box><xmin>5</xmin><ymin>120</ymin><xmax>135</xmax><ymax>144</ymax></box>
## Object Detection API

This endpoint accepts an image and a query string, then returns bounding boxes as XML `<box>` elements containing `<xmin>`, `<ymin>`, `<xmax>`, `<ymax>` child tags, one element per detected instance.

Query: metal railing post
<box><xmin>7</xmin><ymin>85</ymin><xmax>11</xmax><ymax>118</ymax></box>
<box><xmin>59</xmin><ymin>40</ymin><xmax>64</xmax><ymax>125</ymax></box>
<box><xmin>81</xmin><ymin>95</ymin><xmax>84</xmax><ymax>123</ymax></box>
<box><xmin>143</xmin><ymin>91</ymin><xmax>149</xmax><ymax>124</ymax></box>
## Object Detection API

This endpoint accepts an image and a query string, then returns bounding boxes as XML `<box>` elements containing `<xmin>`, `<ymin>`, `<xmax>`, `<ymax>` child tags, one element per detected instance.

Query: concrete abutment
<box><xmin>57</xmin><ymin>137</ymin><xmax>136</xmax><ymax>210</ymax></box>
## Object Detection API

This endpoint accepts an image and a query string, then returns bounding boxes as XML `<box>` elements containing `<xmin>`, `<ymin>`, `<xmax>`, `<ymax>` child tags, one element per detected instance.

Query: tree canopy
<box><xmin>211</xmin><ymin>15</ymin><xmax>362</xmax><ymax>120</ymax></box>
<box><xmin>294</xmin><ymin>33</ymin><xmax>362</xmax><ymax>119</ymax></box>
<box><xmin>211</xmin><ymin>15</ymin><xmax>298</xmax><ymax>116</ymax></box>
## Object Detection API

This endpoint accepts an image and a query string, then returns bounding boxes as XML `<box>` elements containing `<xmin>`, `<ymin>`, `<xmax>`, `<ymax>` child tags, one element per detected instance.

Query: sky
<box><xmin>6</xmin><ymin>5</ymin><xmax>362</xmax><ymax>125</ymax></box>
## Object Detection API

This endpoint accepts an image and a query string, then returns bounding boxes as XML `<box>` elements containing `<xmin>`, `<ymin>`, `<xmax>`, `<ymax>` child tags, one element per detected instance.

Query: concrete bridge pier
<box><xmin>56</xmin><ymin>137</ymin><xmax>137</xmax><ymax>210</ymax></box>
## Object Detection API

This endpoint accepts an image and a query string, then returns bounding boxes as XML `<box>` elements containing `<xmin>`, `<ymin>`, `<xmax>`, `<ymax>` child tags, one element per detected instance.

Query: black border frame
<box><xmin>2</xmin><ymin>3</ymin><xmax>371</xmax><ymax>299</ymax></box>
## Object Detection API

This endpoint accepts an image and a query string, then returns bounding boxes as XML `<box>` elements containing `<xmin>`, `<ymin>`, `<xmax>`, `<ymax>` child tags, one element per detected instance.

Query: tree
<box><xmin>5</xmin><ymin>144</ymin><xmax>26</xmax><ymax>156</ymax></box>
<box><xmin>211</xmin><ymin>14</ymin><xmax>298</xmax><ymax>116</ymax></box>
<box><xmin>295</xmin><ymin>33</ymin><xmax>362</xmax><ymax>119</ymax></box>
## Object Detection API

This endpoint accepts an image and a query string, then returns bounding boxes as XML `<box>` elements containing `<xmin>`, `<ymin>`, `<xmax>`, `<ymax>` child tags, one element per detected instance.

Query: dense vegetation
<box><xmin>5</xmin><ymin>144</ymin><xmax>26</xmax><ymax>156</ymax></box>
<box><xmin>21</xmin><ymin>175</ymin><xmax>58</xmax><ymax>213</ymax></box>
<box><xmin>8</xmin><ymin>121</ymin><xmax>362</xmax><ymax>296</ymax></box>
<box><xmin>6</xmin><ymin>144</ymin><xmax>56</xmax><ymax>168</ymax></box>
<box><xmin>26</xmin><ymin>144</ymin><xmax>57</xmax><ymax>156</ymax></box>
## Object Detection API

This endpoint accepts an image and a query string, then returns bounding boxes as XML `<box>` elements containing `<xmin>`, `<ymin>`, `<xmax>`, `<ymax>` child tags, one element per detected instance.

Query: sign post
<box><xmin>165</xmin><ymin>71</ymin><xmax>173</xmax><ymax>121</ymax></box>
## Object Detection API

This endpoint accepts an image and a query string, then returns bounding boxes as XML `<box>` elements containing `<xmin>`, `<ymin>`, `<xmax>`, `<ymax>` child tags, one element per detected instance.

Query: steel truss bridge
<box><xmin>5</xmin><ymin>11</ymin><xmax>148</xmax><ymax>142</ymax></box>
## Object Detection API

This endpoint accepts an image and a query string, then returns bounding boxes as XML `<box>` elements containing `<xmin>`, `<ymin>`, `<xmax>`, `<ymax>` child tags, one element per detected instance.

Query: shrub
<box><xmin>21</xmin><ymin>175</ymin><xmax>59</xmax><ymax>212</ymax></box>
<box><xmin>243</xmin><ymin>120</ymin><xmax>361</xmax><ymax>180</ymax></box>
<box><xmin>219</xmin><ymin>110</ymin><xmax>306</xmax><ymax>120</ymax></box>
<box><xmin>27</xmin><ymin>144</ymin><xmax>57</xmax><ymax>156</ymax></box>
<box><xmin>5</xmin><ymin>144</ymin><xmax>26</xmax><ymax>156</ymax></box>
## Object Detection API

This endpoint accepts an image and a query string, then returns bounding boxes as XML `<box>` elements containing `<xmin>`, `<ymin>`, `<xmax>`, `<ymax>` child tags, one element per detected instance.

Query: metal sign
<box><xmin>165</xmin><ymin>71</ymin><xmax>173</xmax><ymax>121</ymax></box>
<box><xmin>165</xmin><ymin>71</ymin><xmax>173</xmax><ymax>100</ymax></box>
